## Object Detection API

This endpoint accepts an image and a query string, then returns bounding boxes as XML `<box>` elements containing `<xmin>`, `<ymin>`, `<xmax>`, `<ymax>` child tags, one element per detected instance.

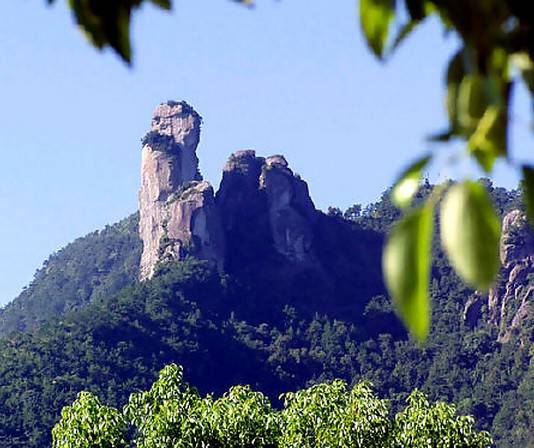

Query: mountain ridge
<box><xmin>0</xmin><ymin>102</ymin><xmax>531</xmax><ymax>448</ymax></box>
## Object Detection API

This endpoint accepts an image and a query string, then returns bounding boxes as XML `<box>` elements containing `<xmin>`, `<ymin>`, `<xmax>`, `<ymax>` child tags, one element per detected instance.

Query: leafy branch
<box><xmin>360</xmin><ymin>0</ymin><xmax>534</xmax><ymax>340</ymax></box>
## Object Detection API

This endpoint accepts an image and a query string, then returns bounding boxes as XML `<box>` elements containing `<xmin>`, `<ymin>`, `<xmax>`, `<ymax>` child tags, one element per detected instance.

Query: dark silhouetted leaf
<box><xmin>150</xmin><ymin>0</ymin><xmax>172</xmax><ymax>9</ymax></box>
<box><xmin>440</xmin><ymin>181</ymin><xmax>501</xmax><ymax>291</ymax></box>
<box><xmin>405</xmin><ymin>0</ymin><xmax>425</xmax><ymax>21</ymax></box>
<box><xmin>391</xmin><ymin>20</ymin><xmax>418</xmax><ymax>53</ymax></box>
<box><xmin>445</xmin><ymin>50</ymin><xmax>465</xmax><ymax>134</ymax></box>
<box><xmin>427</xmin><ymin>129</ymin><xmax>454</xmax><ymax>142</ymax></box>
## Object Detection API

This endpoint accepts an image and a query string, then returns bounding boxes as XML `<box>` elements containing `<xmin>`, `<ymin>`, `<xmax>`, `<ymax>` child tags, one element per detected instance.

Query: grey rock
<box><xmin>217</xmin><ymin>150</ymin><xmax>318</xmax><ymax>266</ymax></box>
<box><xmin>260</xmin><ymin>155</ymin><xmax>317</xmax><ymax>263</ymax></box>
<box><xmin>488</xmin><ymin>210</ymin><xmax>533</xmax><ymax>342</ymax></box>
<box><xmin>138</xmin><ymin>102</ymin><xmax>224</xmax><ymax>280</ymax></box>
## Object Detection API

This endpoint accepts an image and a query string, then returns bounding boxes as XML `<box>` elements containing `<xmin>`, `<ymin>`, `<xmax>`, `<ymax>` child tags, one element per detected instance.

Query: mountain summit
<box><xmin>139</xmin><ymin>102</ymin><xmax>322</xmax><ymax>281</ymax></box>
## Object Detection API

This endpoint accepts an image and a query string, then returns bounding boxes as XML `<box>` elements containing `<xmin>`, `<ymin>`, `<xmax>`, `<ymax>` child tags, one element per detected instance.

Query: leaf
<box><xmin>66</xmin><ymin>0</ymin><xmax>174</xmax><ymax>64</ymax></box>
<box><xmin>440</xmin><ymin>181</ymin><xmax>501</xmax><ymax>291</ymax></box>
<box><xmin>383</xmin><ymin>203</ymin><xmax>433</xmax><ymax>341</ymax></box>
<box><xmin>522</xmin><ymin>165</ymin><xmax>534</xmax><ymax>229</ymax></box>
<box><xmin>360</xmin><ymin>0</ymin><xmax>396</xmax><ymax>58</ymax></box>
<box><xmin>390</xmin><ymin>20</ymin><xmax>418</xmax><ymax>54</ymax></box>
<box><xmin>468</xmin><ymin>105</ymin><xmax>507</xmax><ymax>172</ymax></box>
<box><xmin>457</xmin><ymin>74</ymin><xmax>488</xmax><ymax>133</ymax></box>
<box><xmin>68</xmin><ymin>0</ymin><xmax>134</xmax><ymax>63</ymax></box>
<box><xmin>149</xmin><ymin>0</ymin><xmax>172</xmax><ymax>9</ymax></box>
<box><xmin>427</xmin><ymin>129</ymin><xmax>454</xmax><ymax>142</ymax></box>
<box><xmin>405</xmin><ymin>0</ymin><xmax>425</xmax><ymax>20</ymax></box>
<box><xmin>391</xmin><ymin>154</ymin><xmax>431</xmax><ymax>208</ymax></box>
<box><xmin>445</xmin><ymin>50</ymin><xmax>465</xmax><ymax>133</ymax></box>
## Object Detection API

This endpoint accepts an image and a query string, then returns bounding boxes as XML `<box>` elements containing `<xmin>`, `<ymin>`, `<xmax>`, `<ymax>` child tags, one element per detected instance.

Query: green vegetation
<box><xmin>141</xmin><ymin>131</ymin><xmax>176</xmax><ymax>153</ymax></box>
<box><xmin>52</xmin><ymin>364</ymin><xmax>492</xmax><ymax>448</ymax></box>
<box><xmin>0</xmin><ymin>182</ymin><xmax>531</xmax><ymax>448</ymax></box>
<box><xmin>360</xmin><ymin>0</ymin><xmax>534</xmax><ymax>340</ymax></box>
<box><xmin>39</xmin><ymin>0</ymin><xmax>534</xmax><ymax>339</ymax></box>
<box><xmin>0</xmin><ymin>214</ymin><xmax>141</xmax><ymax>336</ymax></box>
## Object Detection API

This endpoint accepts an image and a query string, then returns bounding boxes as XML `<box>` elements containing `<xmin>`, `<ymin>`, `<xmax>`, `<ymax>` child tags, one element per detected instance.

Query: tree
<box><xmin>52</xmin><ymin>392</ymin><xmax>127</xmax><ymax>448</ymax></box>
<box><xmin>52</xmin><ymin>363</ymin><xmax>493</xmax><ymax>447</ymax></box>
<box><xmin>43</xmin><ymin>0</ymin><xmax>534</xmax><ymax>340</ymax></box>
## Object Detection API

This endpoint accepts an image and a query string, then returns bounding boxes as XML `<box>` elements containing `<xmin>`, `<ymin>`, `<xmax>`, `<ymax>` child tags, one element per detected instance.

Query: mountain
<box><xmin>0</xmin><ymin>102</ymin><xmax>532</xmax><ymax>448</ymax></box>
<box><xmin>0</xmin><ymin>214</ymin><xmax>141</xmax><ymax>337</ymax></box>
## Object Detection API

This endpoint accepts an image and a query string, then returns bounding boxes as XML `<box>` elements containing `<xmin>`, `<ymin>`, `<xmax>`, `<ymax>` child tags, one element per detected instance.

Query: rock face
<box><xmin>139</xmin><ymin>102</ymin><xmax>224</xmax><ymax>280</ymax></box>
<box><xmin>260</xmin><ymin>155</ymin><xmax>317</xmax><ymax>263</ymax></box>
<box><xmin>216</xmin><ymin>150</ymin><xmax>318</xmax><ymax>268</ymax></box>
<box><xmin>488</xmin><ymin>210</ymin><xmax>534</xmax><ymax>341</ymax></box>
<box><xmin>138</xmin><ymin>101</ymin><xmax>322</xmax><ymax>281</ymax></box>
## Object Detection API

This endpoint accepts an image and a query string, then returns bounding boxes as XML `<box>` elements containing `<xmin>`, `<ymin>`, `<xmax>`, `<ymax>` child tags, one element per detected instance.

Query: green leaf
<box><xmin>391</xmin><ymin>154</ymin><xmax>431</xmax><ymax>208</ymax></box>
<box><xmin>440</xmin><ymin>181</ymin><xmax>501</xmax><ymax>291</ymax></box>
<box><xmin>66</xmin><ymin>0</ymin><xmax>174</xmax><ymax>64</ymax></box>
<box><xmin>390</xmin><ymin>20</ymin><xmax>418</xmax><ymax>53</ymax></box>
<box><xmin>149</xmin><ymin>0</ymin><xmax>172</xmax><ymax>9</ymax></box>
<box><xmin>360</xmin><ymin>0</ymin><xmax>396</xmax><ymax>58</ymax></box>
<box><xmin>522</xmin><ymin>165</ymin><xmax>534</xmax><ymax>229</ymax></box>
<box><xmin>468</xmin><ymin>105</ymin><xmax>507</xmax><ymax>172</ymax></box>
<box><xmin>457</xmin><ymin>74</ymin><xmax>488</xmax><ymax>133</ymax></box>
<box><xmin>445</xmin><ymin>50</ymin><xmax>465</xmax><ymax>134</ymax></box>
<box><xmin>383</xmin><ymin>203</ymin><xmax>433</xmax><ymax>341</ymax></box>
<box><xmin>68</xmin><ymin>0</ymin><xmax>133</xmax><ymax>63</ymax></box>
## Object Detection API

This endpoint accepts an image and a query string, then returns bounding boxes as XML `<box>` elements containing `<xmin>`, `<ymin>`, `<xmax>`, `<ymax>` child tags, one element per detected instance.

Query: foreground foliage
<box><xmin>359</xmin><ymin>0</ymin><xmax>534</xmax><ymax>340</ymax></box>
<box><xmin>52</xmin><ymin>364</ymin><xmax>492</xmax><ymax>448</ymax></box>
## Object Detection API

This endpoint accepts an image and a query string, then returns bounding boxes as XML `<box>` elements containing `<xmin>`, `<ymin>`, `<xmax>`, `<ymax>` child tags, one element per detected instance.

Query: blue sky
<box><xmin>0</xmin><ymin>0</ymin><xmax>532</xmax><ymax>305</ymax></box>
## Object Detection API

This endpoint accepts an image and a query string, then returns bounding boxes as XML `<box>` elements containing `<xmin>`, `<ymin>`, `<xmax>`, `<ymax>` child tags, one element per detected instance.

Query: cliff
<box><xmin>138</xmin><ymin>102</ymin><xmax>224</xmax><ymax>280</ymax></box>
<box><xmin>139</xmin><ymin>103</ymin><xmax>321</xmax><ymax>281</ymax></box>
<box><xmin>489</xmin><ymin>209</ymin><xmax>533</xmax><ymax>342</ymax></box>
<box><xmin>463</xmin><ymin>209</ymin><xmax>533</xmax><ymax>341</ymax></box>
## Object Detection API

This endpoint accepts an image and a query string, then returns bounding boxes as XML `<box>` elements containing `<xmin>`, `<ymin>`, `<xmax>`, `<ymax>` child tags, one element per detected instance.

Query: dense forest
<box><xmin>0</xmin><ymin>182</ymin><xmax>532</xmax><ymax>448</ymax></box>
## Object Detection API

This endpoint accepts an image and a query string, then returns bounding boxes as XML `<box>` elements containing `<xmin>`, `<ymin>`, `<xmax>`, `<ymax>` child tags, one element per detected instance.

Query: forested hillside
<box><xmin>0</xmin><ymin>182</ymin><xmax>532</xmax><ymax>448</ymax></box>
<box><xmin>0</xmin><ymin>214</ymin><xmax>141</xmax><ymax>336</ymax></box>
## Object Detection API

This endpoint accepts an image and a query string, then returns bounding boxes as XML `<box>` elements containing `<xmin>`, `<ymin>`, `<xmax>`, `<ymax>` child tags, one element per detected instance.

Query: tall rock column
<box><xmin>138</xmin><ymin>101</ymin><xmax>224</xmax><ymax>280</ymax></box>
<box><xmin>488</xmin><ymin>210</ymin><xmax>533</xmax><ymax>341</ymax></box>
<box><xmin>216</xmin><ymin>151</ymin><xmax>318</xmax><ymax>268</ymax></box>
<box><xmin>259</xmin><ymin>155</ymin><xmax>317</xmax><ymax>264</ymax></box>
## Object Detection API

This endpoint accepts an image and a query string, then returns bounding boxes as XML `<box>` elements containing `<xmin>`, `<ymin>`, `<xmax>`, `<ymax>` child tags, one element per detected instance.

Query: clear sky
<box><xmin>0</xmin><ymin>0</ymin><xmax>532</xmax><ymax>305</ymax></box>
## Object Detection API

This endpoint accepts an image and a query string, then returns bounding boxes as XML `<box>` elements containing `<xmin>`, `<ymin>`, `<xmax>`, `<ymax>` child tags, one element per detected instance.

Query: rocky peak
<box><xmin>260</xmin><ymin>154</ymin><xmax>316</xmax><ymax>219</ymax></box>
<box><xmin>159</xmin><ymin>180</ymin><xmax>224</xmax><ymax>270</ymax></box>
<box><xmin>138</xmin><ymin>102</ymin><xmax>223</xmax><ymax>281</ymax></box>
<box><xmin>259</xmin><ymin>155</ymin><xmax>317</xmax><ymax>263</ymax></box>
<box><xmin>218</xmin><ymin>150</ymin><xmax>265</xmax><ymax>203</ymax></box>
<box><xmin>139</xmin><ymin>102</ymin><xmax>322</xmax><ymax>280</ymax></box>
<box><xmin>217</xmin><ymin>150</ymin><xmax>317</xmax><ymax>266</ymax></box>
<box><xmin>141</xmin><ymin>101</ymin><xmax>202</xmax><ymax>202</ymax></box>
<box><xmin>500</xmin><ymin>210</ymin><xmax>534</xmax><ymax>267</ymax></box>
<box><xmin>488</xmin><ymin>210</ymin><xmax>533</xmax><ymax>341</ymax></box>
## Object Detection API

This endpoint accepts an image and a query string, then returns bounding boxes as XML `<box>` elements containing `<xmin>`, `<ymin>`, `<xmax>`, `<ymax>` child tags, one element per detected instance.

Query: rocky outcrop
<box><xmin>260</xmin><ymin>155</ymin><xmax>317</xmax><ymax>263</ymax></box>
<box><xmin>138</xmin><ymin>102</ymin><xmax>334</xmax><ymax>281</ymax></box>
<box><xmin>139</xmin><ymin>102</ymin><xmax>224</xmax><ymax>280</ymax></box>
<box><xmin>216</xmin><ymin>150</ymin><xmax>318</xmax><ymax>267</ymax></box>
<box><xmin>488</xmin><ymin>210</ymin><xmax>534</xmax><ymax>342</ymax></box>
<box><xmin>158</xmin><ymin>181</ymin><xmax>225</xmax><ymax>270</ymax></box>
